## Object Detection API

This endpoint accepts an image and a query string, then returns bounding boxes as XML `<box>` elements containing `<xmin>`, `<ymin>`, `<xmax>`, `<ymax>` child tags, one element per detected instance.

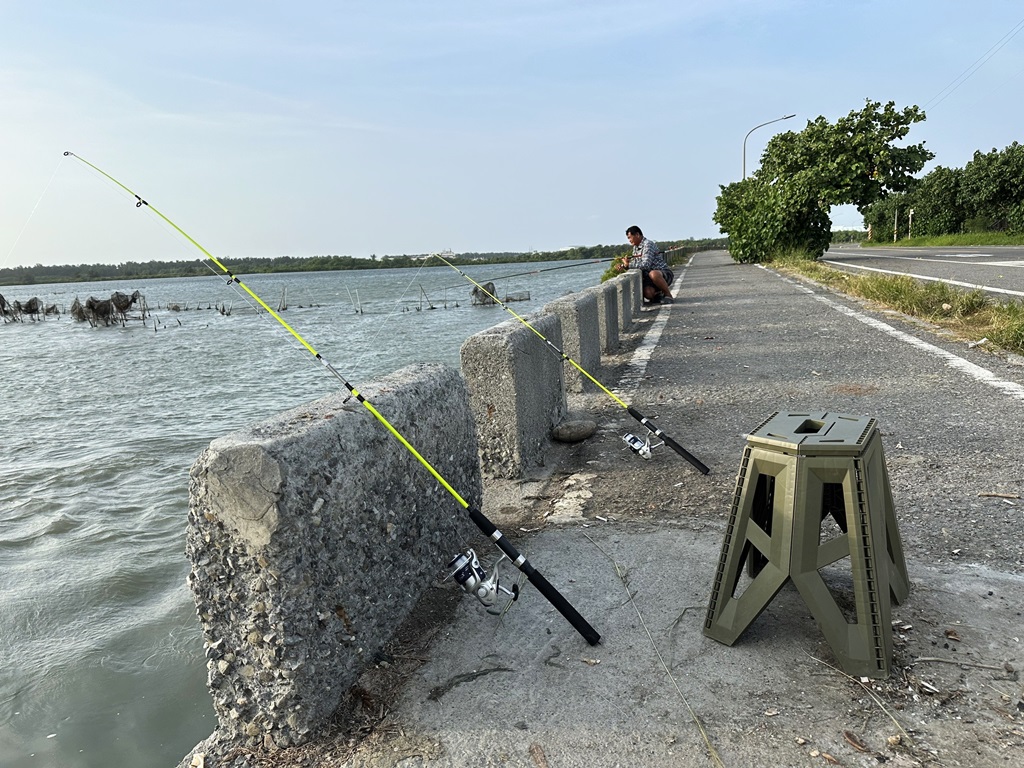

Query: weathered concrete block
<box><xmin>586</xmin><ymin>282</ymin><xmax>619</xmax><ymax>354</ymax></box>
<box><xmin>546</xmin><ymin>292</ymin><xmax>600</xmax><ymax>393</ymax></box>
<box><xmin>461</xmin><ymin>312</ymin><xmax>567</xmax><ymax>479</ymax></box>
<box><xmin>628</xmin><ymin>269</ymin><xmax>642</xmax><ymax>315</ymax></box>
<box><xmin>185</xmin><ymin>364</ymin><xmax>479</xmax><ymax>749</ymax></box>
<box><xmin>615</xmin><ymin>273</ymin><xmax>635</xmax><ymax>331</ymax></box>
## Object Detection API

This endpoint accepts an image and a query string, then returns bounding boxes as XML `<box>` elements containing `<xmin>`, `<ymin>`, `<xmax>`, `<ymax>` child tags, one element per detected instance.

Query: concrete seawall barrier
<box><xmin>184</xmin><ymin>363</ymin><xmax>479</xmax><ymax>752</ymax></box>
<box><xmin>586</xmin><ymin>281</ymin><xmax>620</xmax><ymax>354</ymax></box>
<box><xmin>616</xmin><ymin>271</ymin><xmax>637</xmax><ymax>331</ymax></box>
<box><xmin>181</xmin><ymin>279</ymin><xmax>632</xmax><ymax>763</ymax></box>
<box><xmin>460</xmin><ymin>311</ymin><xmax>567</xmax><ymax>479</ymax></box>
<box><xmin>546</xmin><ymin>291</ymin><xmax>601</xmax><ymax>393</ymax></box>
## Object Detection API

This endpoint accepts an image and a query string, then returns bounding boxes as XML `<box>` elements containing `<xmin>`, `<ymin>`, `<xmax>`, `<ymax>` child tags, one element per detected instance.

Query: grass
<box><xmin>771</xmin><ymin>252</ymin><xmax>1024</xmax><ymax>357</ymax></box>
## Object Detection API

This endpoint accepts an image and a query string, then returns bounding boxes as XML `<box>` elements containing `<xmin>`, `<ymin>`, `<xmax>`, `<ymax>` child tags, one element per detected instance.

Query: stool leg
<box><xmin>863</xmin><ymin>433</ymin><xmax>909</xmax><ymax>604</ymax></box>
<box><xmin>790</xmin><ymin>457</ymin><xmax>893</xmax><ymax>678</ymax></box>
<box><xmin>705</xmin><ymin>449</ymin><xmax>793</xmax><ymax>645</ymax></box>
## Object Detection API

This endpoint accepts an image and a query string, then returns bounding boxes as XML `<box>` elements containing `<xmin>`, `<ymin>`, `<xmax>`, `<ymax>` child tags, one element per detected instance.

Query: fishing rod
<box><xmin>62</xmin><ymin>151</ymin><xmax>601</xmax><ymax>647</ymax></box>
<box><xmin>440</xmin><ymin>257</ymin><xmax>615</xmax><ymax>291</ymax></box>
<box><xmin>433</xmin><ymin>252</ymin><xmax>710</xmax><ymax>475</ymax></box>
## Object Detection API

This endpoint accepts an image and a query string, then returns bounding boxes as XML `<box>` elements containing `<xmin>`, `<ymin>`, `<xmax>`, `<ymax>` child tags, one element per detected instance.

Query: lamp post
<box><xmin>743</xmin><ymin>114</ymin><xmax>796</xmax><ymax>179</ymax></box>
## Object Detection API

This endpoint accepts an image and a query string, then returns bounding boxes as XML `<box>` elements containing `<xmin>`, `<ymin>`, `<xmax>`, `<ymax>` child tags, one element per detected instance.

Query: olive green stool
<box><xmin>703</xmin><ymin>411</ymin><xmax>909</xmax><ymax>678</ymax></box>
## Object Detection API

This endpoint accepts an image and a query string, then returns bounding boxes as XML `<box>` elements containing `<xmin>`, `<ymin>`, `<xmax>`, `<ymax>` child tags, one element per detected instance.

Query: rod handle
<box><xmin>469</xmin><ymin>507</ymin><xmax>601</xmax><ymax>646</ymax></box>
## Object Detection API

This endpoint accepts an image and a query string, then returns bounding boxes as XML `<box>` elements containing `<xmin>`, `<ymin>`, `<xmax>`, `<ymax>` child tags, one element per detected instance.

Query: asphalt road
<box><xmin>824</xmin><ymin>244</ymin><xmax>1024</xmax><ymax>300</ymax></box>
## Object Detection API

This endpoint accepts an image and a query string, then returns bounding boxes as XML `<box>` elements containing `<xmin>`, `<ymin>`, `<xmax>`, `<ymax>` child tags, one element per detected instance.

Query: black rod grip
<box><xmin>522</xmin><ymin>566</ymin><xmax>602</xmax><ymax>646</ymax></box>
<box><xmin>627</xmin><ymin>406</ymin><xmax>710</xmax><ymax>475</ymax></box>
<box><xmin>468</xmin><ymin>506</ymin><xmax>601</xmax><ymax>646</ymax></box>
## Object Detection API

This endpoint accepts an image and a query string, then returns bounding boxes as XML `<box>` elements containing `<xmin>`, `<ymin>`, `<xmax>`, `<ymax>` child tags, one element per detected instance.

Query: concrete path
<box><xmin>343</xmin><ymin>251</ymin><xmax>1024</xmax><ymax>768</ymax></box>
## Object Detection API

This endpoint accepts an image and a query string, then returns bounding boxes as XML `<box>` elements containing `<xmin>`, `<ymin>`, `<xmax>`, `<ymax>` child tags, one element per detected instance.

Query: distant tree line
<box><xmin>0</xmin><ymin>238</ymin><xmax>728</xmax><ymax>287</ymax></box>
<box><xmin>829</xmin><ymin>229</ymin><xmax>868</xmax><ymax>243</ymax></box>
<box><xmin>862</xmin><ymin>141</ymin><xmax>1024</xmax><ymax>239</ymax></box>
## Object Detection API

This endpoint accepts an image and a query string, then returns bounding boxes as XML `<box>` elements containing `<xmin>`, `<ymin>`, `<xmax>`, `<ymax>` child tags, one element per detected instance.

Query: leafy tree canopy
<box><xmin>714</xmin><ymin>100</ymin><xmax>933</xmax><ymax>263</ymax></box>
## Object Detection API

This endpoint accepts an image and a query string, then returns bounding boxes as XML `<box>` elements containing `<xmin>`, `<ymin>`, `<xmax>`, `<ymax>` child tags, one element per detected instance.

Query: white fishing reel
<box><xmin>622</xmin><ymin>432</ymin><xmax>663</xmax><ymax>460</ymax></box>
<box><xmin>446</xmin><ymin>548</ymin><xmax>520</xmax><ymax>615</ymax></box>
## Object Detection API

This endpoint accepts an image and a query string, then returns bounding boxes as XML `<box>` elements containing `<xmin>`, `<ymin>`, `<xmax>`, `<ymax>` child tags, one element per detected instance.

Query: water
<box><xmin>0</xmin><ymin>259</ymin><xmax>608</xmax><ymax>768</ymax></box>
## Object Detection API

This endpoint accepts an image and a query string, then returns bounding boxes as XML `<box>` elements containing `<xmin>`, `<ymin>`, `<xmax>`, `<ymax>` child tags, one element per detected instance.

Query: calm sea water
<box><xmin>0</xmin><ymin>259</ymin><xmax>608</xmax><ymax>768</ymax></box>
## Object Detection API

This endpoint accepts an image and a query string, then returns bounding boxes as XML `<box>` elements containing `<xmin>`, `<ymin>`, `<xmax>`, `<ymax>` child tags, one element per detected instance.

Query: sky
<box><xmin>2</xmin><ymin>0</ymin><xmax>1023</xmax><ymax>268</ymax></box>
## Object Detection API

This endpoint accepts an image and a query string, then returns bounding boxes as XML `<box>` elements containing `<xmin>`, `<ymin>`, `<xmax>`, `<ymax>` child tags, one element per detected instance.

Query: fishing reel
<box><xmin>446</xmin><ymin>549</ymin><xmax>520</xmax><ymax>615</ymax></box>
<box><xmin>622</xmin><ymin>432</ymin><xmax>663</xmax><ymax>460</ymax></box>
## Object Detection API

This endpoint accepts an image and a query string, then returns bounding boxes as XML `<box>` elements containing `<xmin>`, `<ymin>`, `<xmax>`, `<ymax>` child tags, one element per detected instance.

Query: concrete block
<box><xmin>461</xmin><ymin>312</ymin><xmax>567</xmax><ymax>479</ymax></box>
<box><xmin>586</xmin><ymin>282</ymin><xmax>619</xmax><ymax>354</ymax></box>
<box><xmin>615</xmin><ymin>274</ymin><xmax>634</xmax><ymax>331</ymax></box>
<box><xmin>185</xmin><ymin>364</ymin><xmax>479</xmax><ymax>749</ymax></box>
<box><xmin>629</xmin><ymin>269</ymin><xmax>642</xmax><ymax>315</ymax></box>
<box><xmin>546</xmin><ymin>292</ymin><xmax>601</xmax><ymax>393</ymax></box>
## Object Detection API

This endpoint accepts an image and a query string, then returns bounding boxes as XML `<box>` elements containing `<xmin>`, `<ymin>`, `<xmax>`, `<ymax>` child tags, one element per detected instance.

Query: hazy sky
<box><xmin>2</xmin><ymin>1</ymin><xmax>1023</xmax><ymax>268</ymax></box>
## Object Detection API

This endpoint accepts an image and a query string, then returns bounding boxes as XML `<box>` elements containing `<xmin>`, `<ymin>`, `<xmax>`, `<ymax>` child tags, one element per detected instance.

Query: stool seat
<box><xmin>703</xmin><ymin>411</ymin><xmax>908</xmax><ymax>678</ymax></box>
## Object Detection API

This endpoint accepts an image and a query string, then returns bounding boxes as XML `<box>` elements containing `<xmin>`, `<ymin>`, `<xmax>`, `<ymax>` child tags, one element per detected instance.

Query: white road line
<box><xmin>614</xmin><ymin>270</ymin><xmax>683</xmax><ymax>399</ymax></box>
<box><xmin>615</xmin><ymin>307</ymin><xmax>670</xmax><ymax>399</ymax></box>
<box><xmin>771</xmin><ymin>269</ymin><xmax>1024</xmax><ymax>402</ymax></box>
<box><xmin>821</xmin><ymin>259</ymin><xmax>1024</xmax><ymax>298</ymax></box>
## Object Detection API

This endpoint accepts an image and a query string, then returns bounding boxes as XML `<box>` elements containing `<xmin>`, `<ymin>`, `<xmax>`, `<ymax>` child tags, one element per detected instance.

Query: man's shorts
<box><xmin>641</xmin><ymin>268</ymin><xmax>674</xmax><ymax>287</ymax></box>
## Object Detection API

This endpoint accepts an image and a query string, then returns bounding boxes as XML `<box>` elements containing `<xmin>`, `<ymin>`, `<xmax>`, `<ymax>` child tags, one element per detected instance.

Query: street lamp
<box><xmin>743</xmin><ymin>114</ymin><xmax>796</xmax><ymax>179</ymax></box>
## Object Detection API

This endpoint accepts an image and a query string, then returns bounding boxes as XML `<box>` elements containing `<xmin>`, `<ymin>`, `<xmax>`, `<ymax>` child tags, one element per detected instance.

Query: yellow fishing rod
<box><xmin>434</xmin><ymin>252</ymin><xmax>710</xmax><ymax>475</ymax></box>
<box><xmin>63</xmin><ymin>151</ymin><xmax>601</xmax><ymax>646</ymax></box>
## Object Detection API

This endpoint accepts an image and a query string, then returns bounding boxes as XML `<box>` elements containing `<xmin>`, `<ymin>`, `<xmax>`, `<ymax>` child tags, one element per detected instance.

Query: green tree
<box><xmin>714</xmin><ymin>100</ymin><xmax>933</xmax><ymax>262</ymax></box>
<box><xmin>862</xmin><ymin>191</ymin><xmax>906</xmax><ymax>241</ymax></box>
<box><xmin>959</xmin><ymin>142</ymin><xmax>1024</xmax><ymax>233</ymax></box>
<box><xmin>909</xmin><ymin>166</ymin><xmax>963</xmax><ymax>236</ymax></box>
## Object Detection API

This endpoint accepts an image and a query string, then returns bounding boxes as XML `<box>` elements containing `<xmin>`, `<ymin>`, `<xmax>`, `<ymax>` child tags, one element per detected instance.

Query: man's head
<box><xmin>626</xmin><ymin>225</ymin><xmax>643</xmax><ymax>246</ymax></box>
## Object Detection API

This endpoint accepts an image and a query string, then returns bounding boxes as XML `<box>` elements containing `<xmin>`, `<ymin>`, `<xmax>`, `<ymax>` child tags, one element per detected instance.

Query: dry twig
<box><xmin>807</xmin><ymin>654</ymin><xmax>914</xmax><ymax>743</ymax></box>
<box><xmin>913</xmin><ymin>656</ymin><xmax>1006</xmax><ymax>671</ymax></box>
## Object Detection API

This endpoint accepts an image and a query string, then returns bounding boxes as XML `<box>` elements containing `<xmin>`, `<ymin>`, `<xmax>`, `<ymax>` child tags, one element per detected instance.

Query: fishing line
<box><xmin>584</xmin><ymin>532</ymin><xmax>724</xmax><ymax>767</ymax></box>
<box><xmin>62</xmin><ymin>158</ymin><xmax>376</xmax><ymax>385</ymax></box>
<box><xmin>439</xmin><ymin>257</ymin><xmax>615</xmax><ymax>291</ymax></box>
<box><xmin>348</xmin><ymin>260</ymin><xmax>440</xmax><ymax>374</ymax></box>
<box><xmin>3</xmin><ymin>156</ymin><xmax>66</xmax><ymax>267</ymax></box>
<box><xmin>432</xmin><ymin>252</ymin><xmax>710</xmax><ymax>475</ymax></box>
<box><xmin>62</xmin><ymin>151</ymin><xmax>600</xmax><ymax>646</ymax></box>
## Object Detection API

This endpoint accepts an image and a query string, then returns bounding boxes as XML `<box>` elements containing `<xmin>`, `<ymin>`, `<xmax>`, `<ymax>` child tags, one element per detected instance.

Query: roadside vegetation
<box><xmin>714</xmin><ymin>100</ymin><xmax>932</xmax><ymax>264</ymax></box>
<box><xmin>863</xmin><ymin>232</ymin><xmax>1024</xmax><ymax>248</ymax></box>
<box><xmin>862</xmin><ymin>142</ymin><xmax>1024</xmax><ymax>240</ymax></box>
<box><xmin>713</xmin><ymin>98</ymin><xmax>1024</xmax><ymax>263</ymax></box>
<box><xmin>707</xmin><ymin>94</ymin><xmax>1024</xmax><ymax>358</ymax></box>
<box><xmin>771</xmin><ymin>250</ymin><xmax>1024</xmax><ymax>357</ymax></box>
